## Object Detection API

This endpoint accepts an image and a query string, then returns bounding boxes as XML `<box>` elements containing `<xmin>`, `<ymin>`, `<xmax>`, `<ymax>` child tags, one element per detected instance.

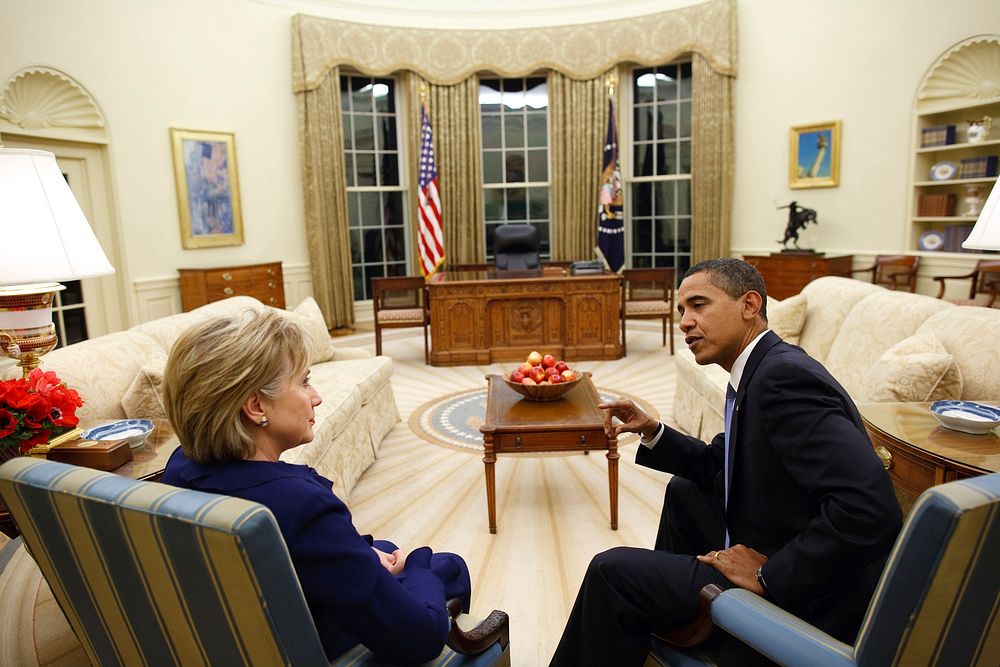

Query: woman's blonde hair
<box><xmin>162</xmin><ymin>309</ymin><xmax>309</xmax><ymax>463</ymax></box>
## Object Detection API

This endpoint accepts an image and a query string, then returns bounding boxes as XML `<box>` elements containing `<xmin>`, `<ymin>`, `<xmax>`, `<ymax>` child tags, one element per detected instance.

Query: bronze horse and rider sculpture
<box><xmin>777</xmin><ymin>201</ymin><xmax>818</xmax><ymax>250</ymax></box>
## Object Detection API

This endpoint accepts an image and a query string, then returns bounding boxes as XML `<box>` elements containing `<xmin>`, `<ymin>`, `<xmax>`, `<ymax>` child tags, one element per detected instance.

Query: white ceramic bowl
<box><xmin>82</xmin><ymin>419</ymin><xmax>155</xmax><ymax>448</ymax></box>
<box><xmin>929</xmin><ymin>401</ymin><xmax>1000</xmax><ymax>435</ymax></box>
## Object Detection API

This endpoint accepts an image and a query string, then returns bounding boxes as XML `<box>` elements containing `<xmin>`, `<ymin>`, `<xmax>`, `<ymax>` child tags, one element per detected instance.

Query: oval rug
<box><xmin>408</xmin><ymin>385</ymin><xmax>659</xmax><ymax>452</ymax></box>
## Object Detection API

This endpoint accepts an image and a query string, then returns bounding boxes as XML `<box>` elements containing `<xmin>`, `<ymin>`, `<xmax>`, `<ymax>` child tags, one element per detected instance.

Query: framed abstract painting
<box><xmin>789</xmin><ymin>121</ymin><xmax>841</xmax><ymax>189</ymax></box>
<box><xmin>170</xmin><ymin>128</ymin><xmax>244</xmax><ymax>248</ymax></box>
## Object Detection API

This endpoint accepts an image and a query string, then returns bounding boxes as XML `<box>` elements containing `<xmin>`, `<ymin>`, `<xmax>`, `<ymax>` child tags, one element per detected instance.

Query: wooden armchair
<box><xmin>650</xmin><ymin>472</ymin><xmax>1000</xmax><ymax>666</ymax></box>
<box><xmin>850</xmin><ymin>254</ymin><xmax>921</xmax><ymax>291</ymax></box>
<box><xmin>622</xmin><ymin>267</ymin><xmax>676</xmax><ymax>356</ymax></box>
<box><xmin>933</xmin><ymin>259</ymin><xmax>1000</xmax><ymax>307</ymax></box>
<box><xmin>0</xmin><ymin>458</ymin><xmax>511</xmax><ymax>667</ymax></box>
<box><xmin>372</xmin><ymin>276</ymin><xmax>430</xmax><ymax>363</ymax></box>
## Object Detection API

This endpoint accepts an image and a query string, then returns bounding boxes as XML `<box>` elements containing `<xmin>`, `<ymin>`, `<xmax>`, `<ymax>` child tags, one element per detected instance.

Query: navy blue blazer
<box><xmin>164</xmin><ymin>449</ymin><xmax>470</xmax><ymax>663</ymax></box>
<box><xmin>639</xmin><ymin>331</ymin><xmax>901</xmax><ymax>637</ymax></box>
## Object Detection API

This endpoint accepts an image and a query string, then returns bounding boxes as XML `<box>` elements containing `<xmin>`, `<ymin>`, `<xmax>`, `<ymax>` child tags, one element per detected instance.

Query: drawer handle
<box><xmin>267</xmin><ymin>268</ymin><xmax>275</xmax><ymax>276</ymax></box>
<box><xmin>269</xmin><ymin>297</ymin><xmax>277</xmax><ymax>304</ymax></box>
<box><xmin>223</xmin><ymin>287</ymin><xmax>234</xmax><ymax>296</ymax></box>
<box><xmin>515</xmin><ymin>436</ymin><xmax>522</xmax><ymax>448</ymax></box>
<box><xmin>579</xmin><ymin>435</ymin><xmax>587</xmax><ymax>446</ymax></box>
<box><xmin>875</xmin><ymin>446</ymin><xmax>893</xmax><ymax>471</ymax></box>
<box><xmin>222</xmin><ymin>272</ymin><xmax>233</xmax><ymax>281</ymax></box>
<box><xmin>268</xmin><ymin>281</ymin><xmax>276</xmax><ymax>289</ymax></box>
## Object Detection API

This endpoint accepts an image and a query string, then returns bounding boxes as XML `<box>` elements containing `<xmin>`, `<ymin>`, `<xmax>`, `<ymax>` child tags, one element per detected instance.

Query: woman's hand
<box><xmin>597</xmin><ymin>397</ymin><xmax>659</xmax><ymax>439</ymax></box>
<box><xmin>373</xmin><ymin>546</ymin><xmax>407</xmax><ymax>575</ymax></box>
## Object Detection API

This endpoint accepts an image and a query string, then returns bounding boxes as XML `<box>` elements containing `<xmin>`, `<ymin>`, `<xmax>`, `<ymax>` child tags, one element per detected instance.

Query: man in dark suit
<box><xmin>550</xmin><ymin>258</ymin><xmax>902</xmax><ymax>666</ymax></box>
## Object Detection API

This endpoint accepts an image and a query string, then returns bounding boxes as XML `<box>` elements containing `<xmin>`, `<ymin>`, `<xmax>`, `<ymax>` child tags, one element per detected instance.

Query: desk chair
<box><xmin>372</xmin><ymin>276</ymin><xmax>430</xmax><ymax>363</ymax></box>
<box><xmin>621</xmin><ymin>268</ymin><xmax>676</xmax><ymax>356</ymax></box>
<box><xmin>850</xmin><ymin>254</ymin><xmax>921</xmax><ymax>292</ymax></box>
<box><xmin>493</xmin><ymin>225</ymin><xmax>540</xmax><ymax>271</ymax></box>
<box><xmin>0</xmin><ymin>458</ymin><xmax>510</xmax><ymax>667</ymax></box>
<box><xmin>650</xmin><ymin>472</ymin><xmax>1000</xmax><ymax>666</ymax></box>
<box><xmin>933</xmin><ymin>259</ymin><xmax>1000</xmax><ymax>307</ymax></box>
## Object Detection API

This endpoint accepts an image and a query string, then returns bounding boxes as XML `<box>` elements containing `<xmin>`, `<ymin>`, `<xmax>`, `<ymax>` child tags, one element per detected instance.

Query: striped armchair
<box><xmin>649</xmin><ymin>472</ymin><xmax>1000</xmax><ymax>666</ymax></box>
<box><xmin>0</xmin><ymin>458</ymin><xmax>510</xmax><ymax>667</ymax></box>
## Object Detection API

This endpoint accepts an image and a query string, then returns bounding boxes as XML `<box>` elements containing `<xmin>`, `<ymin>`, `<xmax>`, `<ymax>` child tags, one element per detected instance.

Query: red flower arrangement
<box><xmin>0</xmin><ymin>369</ymin><xmax>83</xmax><ymax>459</ymax></box>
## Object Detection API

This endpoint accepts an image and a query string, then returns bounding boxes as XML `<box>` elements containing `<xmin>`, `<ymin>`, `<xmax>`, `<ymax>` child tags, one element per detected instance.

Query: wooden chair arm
<box><xmin>446</xmin><ymin>598</ymin><xmax>511</xmax><ymax>654</ymax></box>
<box><xmin>933</xmin><ymin>271</ymin><xmax>978</xmax><ymax>299</ymax></box>
<box><xmin>849</xmin><ymin>265</ymin><xmax>876</xmax><ymax>276</ymax></box>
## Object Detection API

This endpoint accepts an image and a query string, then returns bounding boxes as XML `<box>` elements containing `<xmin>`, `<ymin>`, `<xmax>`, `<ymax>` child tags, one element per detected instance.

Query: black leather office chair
<box><xmin>493</xmin><ymin>224</ymin><xmax>540</xmax><ymax>271</ymax></box>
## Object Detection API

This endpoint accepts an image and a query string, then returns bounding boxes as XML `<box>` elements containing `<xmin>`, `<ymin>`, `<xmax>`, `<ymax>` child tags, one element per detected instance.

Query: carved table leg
<box><xmin>483</xmin><ymin>433</ymin><xmax>497</xmax><ymax>534</ymax></box>
<box><xmin>607</xmin><ymin>436</ymin><xmax>619</xmax><ymax>530</ymax></box>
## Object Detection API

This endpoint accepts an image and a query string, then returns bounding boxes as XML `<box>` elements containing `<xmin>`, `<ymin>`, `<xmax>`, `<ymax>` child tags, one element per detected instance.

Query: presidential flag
<box><xmin>597</xmin><ymin>99</ymin><xmax>625</xmax><ymax>273</ymax></box>
<box><xmin>417</xmin><ymin>102</ymin><xmax>445</xmax><ymax>277</ymax></box>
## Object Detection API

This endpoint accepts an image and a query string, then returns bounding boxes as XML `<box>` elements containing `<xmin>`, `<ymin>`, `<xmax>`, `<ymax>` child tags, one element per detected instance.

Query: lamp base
<box><xmin>0</xmin><ymin>283</ymin><xmax>64</xmax><ymax>378</ymax></box>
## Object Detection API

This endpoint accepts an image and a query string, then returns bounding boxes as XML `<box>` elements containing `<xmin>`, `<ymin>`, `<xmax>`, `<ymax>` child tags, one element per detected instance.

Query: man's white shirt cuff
<box><xmin>640</xmin><ymin>422</ymin><xmax>665</xmax><ymax>449</ymax></box>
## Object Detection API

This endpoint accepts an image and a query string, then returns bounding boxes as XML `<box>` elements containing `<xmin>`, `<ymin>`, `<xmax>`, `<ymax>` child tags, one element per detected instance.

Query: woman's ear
<box><xmin>242</xmin><ymin>392</ymin><xmax>266</xmax><ymax>425</ymax></box>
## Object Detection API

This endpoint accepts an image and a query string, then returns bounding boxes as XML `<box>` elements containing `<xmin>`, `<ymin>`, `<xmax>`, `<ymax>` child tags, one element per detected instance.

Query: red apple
<box><xmin>510</xmin><ymin>370</ymin><xmax>525</xmax><ymax>383</ymax></box>
<box><xmin>545</xmin><ymin>366</ymin><xmax>560</xmax><ymax>377</ymax></box>
<box><xmin>527</xmin><ymin>350</ymin><xmax>543</xmax><ymax>366</ymax></box>
<box><xmin>561</xmin><ymin>369</ymin><xmax>577</xmax><ymax>382</ymax></box>
<box><xmin>555</xmin><ymin>360</ymin><xmax>569</xmax><ymax>373</ymax></box>
<box><xmin>518</xmin><ymin>361</ymin><xmax>533</xmax><ymax>375</ymax></box>
<box><xmin>521</xmin><ymin>377</ymin><xmax>537</xmax><ymax>385</ymax></box>
<box><xmin>550</xmin><ymin>372</ymin><xmax>564</xmax><ymax>384</ymax></box>
<box><xmin>542</xmin><ymin>354</ymin><xmax>556</xmax><ymax>368</ymax></box>
<box><xmin>531</xmin><ymin>366</ymin><xmax>547</xmax><ymax>383</ymax></box>
<box><xmin>540</xmin><ymin>380</ymin><xmax>550</xmax><ymax>385</ymax></box>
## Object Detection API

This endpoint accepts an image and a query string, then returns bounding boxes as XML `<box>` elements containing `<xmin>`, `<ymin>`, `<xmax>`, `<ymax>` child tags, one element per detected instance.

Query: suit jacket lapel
<box><xmin>726</xmin><ymin>330</ymin><xmax>782</xmax><ymax>512</ymax></box>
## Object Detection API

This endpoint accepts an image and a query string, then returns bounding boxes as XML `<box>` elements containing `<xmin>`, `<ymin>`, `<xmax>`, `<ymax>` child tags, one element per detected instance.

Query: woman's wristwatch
<box><xmin>755</xmin><ymin>566</ymin><xmax>770</xmax><ymax>598</ymax></box>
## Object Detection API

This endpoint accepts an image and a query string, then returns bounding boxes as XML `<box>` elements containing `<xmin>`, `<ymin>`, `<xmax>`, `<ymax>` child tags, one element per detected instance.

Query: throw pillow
<box><xmin>766</xmin><ymin>293</ymin><xmax>807</xmax><ymax>345</ymax></box>
<box><xmin>284</xmin><ymin>297</ymin><xmax>335</xmax><ymax>364</ymax></box>
<box><xmin>121</xmin><ymin>363</ymin><xmax>167</xmax><ymax>420</ymax></box>
<box><xmin>863</xmin><ymin>328</ymin><xmax>963</xmax><ymax>402</ymax></box>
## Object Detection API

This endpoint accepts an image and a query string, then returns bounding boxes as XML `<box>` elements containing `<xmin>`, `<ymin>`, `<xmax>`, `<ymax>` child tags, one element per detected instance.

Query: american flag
<box><xmin>597</xmin><ymin>99</ymin><xmax>625</xmax><ymax>273</ymax></box>
<box><xmin>417</xmin><ymin>103</ymin><xmax>445</xmax><ymax>277</ymax></box>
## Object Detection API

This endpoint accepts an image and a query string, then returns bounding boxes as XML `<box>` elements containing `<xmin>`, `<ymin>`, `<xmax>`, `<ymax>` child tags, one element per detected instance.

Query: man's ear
<box><xmin>742</xmin><ymin>290</ymin><xmax>764</xmax><ymax>321</ymax></box>
<box><xmin>242</xmin><ymin>392</ymin><xmax>265</xmax><ymax>424</ymax></box>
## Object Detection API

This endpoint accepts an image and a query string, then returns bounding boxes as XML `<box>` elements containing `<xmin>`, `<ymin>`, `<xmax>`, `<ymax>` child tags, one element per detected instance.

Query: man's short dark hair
<box><xmin>682</xmin><ymin>258</ymin><xmax>768</xmax><ymax>321</ymax></box>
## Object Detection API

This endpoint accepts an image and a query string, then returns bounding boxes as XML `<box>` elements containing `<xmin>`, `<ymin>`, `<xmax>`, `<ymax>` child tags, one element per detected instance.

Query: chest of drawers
<box><xmin>743</xmin><ymin>253</ymin><xmax>853</xmax><ymax>300</ymax></box>
<box><xmin>178</xmin><ymin>262</ymin><xmax>284</xmax><ymax>312</ymax></box>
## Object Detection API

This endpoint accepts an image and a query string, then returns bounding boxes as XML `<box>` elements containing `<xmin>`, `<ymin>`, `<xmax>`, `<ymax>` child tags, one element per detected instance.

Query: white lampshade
<box><xmin>0</xmin><ymin>147</ymin><xmax>115</xmax><ymax>286</ymax></box>
<box><xmin>963</xmin><ymin>177</ymin><xmax>1000</xmax><ymax>251</ymax></box>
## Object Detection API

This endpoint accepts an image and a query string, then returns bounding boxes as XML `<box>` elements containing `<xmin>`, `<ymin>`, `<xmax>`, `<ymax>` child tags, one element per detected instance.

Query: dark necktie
<box><xmin>723</xmin><ymin>384</ymin><xmax>736</xmax><ymax>548</ymax></box>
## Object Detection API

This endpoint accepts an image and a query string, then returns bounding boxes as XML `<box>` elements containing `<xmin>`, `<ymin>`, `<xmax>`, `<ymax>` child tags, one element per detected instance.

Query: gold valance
<box><xmin>291</xmin><ymin>0</ymin><xmax>737</xmax><ymax>91</ymax></box>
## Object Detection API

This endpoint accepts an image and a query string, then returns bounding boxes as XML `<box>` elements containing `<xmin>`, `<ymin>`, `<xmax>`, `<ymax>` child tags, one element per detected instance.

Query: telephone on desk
<box><xmin>569</xmin><ymin>260</ymin><xmax>605</xmax><ymax>275</ymax></box>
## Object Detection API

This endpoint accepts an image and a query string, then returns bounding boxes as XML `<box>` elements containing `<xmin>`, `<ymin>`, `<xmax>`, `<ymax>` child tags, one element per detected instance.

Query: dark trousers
<box><xmin>549</xmin><ymin>477</ymin><xmax>730</xmax><ymax>667</ymax></box>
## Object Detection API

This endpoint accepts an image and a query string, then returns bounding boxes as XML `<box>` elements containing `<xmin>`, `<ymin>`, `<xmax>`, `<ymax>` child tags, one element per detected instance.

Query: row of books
<box><xmin>921</xmin><ymin>124</ymin><xmax>956</xmax><ymax>147</ymax></box>
<box><xmin>957</xmin><ymin>156</ymin><xmax>999</xmax><ymax>179</ymax></box>
<box><xmin>944</xmin><ymin>223</ymin><xmax>975</xmax><ymax>253</ymax></box>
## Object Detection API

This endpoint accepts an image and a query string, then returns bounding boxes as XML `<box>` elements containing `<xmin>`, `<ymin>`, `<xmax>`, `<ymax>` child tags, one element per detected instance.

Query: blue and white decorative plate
<box><xmin>918</xmin><ymin>230</ymin><xmax>945</xmax><ymax>251</ymax></box>
<box><xmin>930</xmin><ymin>160</ymin><xmax>958</xmax><ymax>181</ymax></box>
<box><xmin>929</xmin><ymin>401</ymin><xmax>1000</xmax><ymax>435</ymax></box>
<box><xmin>82</xmin><ymin>419</ymin><xmax>155</xmax><ymax>448</ymax></box>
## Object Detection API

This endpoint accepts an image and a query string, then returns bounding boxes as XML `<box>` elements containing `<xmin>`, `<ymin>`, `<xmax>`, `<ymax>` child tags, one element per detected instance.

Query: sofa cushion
<box><xmin>766</xmin><ymin>294</ymin><xmax>807</xmax><ymax>345</ymax></box>
<box><xmin>121</xmin><ymin>360</ymin><xmax>168</xmax><ymax>420</ymax></box>
<box><xmin>917</xmin><ymin>306</ymin><xmax>1000</xmax><ymax>400</ymax></box>
<box><xmin>132</xmin><ymin>296</ymin><xmax>265</xmax><ymax>353</ymax></box>
<box><xmin>797</xmin><ymin>277</ymin><xmax>885</xmax><ymax>363</ymax></box>
<box><xmin>285</xmin><ymin>297</ymin><xmax>335</xmax><ymax>364</ymax></box>
<box><xmin>863</xmin><ymin>329</ymin><xmax>963</xmax><ymax>402</ymax></box>
<box><xmin>312</xmin><ymin>357</ymin><xmax>394</xmax><ymax>404</ymax></box>
<box><xmin>39</xmin><ymin>330</ymin><xmax>166</xmax><ymax>420</ymax></box>
<box><xmin>824</xmin><ymin>290</ymin><xmax>954</xmax><ymax>398</ymax></box>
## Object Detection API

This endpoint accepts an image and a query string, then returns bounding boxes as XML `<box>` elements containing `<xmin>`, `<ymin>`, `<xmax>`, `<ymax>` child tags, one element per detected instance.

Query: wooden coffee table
<box><xmin>479</xmin><ymin>373</ymin><xmax>618</xmax><ymax>534</ymax></box>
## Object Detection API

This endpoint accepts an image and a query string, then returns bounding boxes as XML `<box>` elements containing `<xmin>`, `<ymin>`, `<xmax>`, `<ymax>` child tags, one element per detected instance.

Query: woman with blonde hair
<box><xmin>162</xmin><ymin>310</ymin><xmax>471</xmax><ymax>663</ymax></box>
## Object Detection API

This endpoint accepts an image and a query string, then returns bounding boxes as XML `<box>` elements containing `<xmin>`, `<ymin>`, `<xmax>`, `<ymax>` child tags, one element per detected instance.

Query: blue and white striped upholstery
<box><xmin>0</xmin><ymin>458</ymin><xmax>510</xmax><ymax>667</ymax></box>
<box><xmin>648</xmin><ymin>473</ymin><xmax>1000</xmax><ymax>666</ymax></box>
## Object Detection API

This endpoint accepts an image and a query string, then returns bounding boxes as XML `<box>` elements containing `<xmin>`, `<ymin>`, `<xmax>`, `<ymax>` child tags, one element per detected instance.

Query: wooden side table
<box><xmin>859</xmin><ymin>402</ymin><xmax>1000</xmax><ymax>515</ymax></box>
<box><xmin>479</xmin><ymin>374</ymin><xmax>618</xmax><ymax>534</ymax></box>
<box><xmin>744</xmin><ymin>253</ymin><xmax>853</xmax><ymax>300</ymax></box>
<box><xmin>178</xmin><ymin>261</ymin><xmax>284</xmax><ymax>312</ymax></box>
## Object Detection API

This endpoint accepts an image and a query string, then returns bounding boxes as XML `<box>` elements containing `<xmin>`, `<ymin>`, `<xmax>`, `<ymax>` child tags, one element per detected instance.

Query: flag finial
<box><xmin>605</xmin><ymin>72</ymin><xmax>617</xmax><ymax>99</ymax></box>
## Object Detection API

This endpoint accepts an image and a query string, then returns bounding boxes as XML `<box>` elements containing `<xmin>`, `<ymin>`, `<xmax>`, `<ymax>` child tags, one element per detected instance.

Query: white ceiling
<box><xmin>244</xmin><ymin>0</ymin><xmax>704</xmax><ymax>29</ymax></box>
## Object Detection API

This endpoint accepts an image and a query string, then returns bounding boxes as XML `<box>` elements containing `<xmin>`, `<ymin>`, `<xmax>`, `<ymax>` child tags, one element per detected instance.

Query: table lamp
<box><xmin>0</xmin><ymin>147</ymin><xmax>115</xmax><ymax>377</ymax></box>
<box><xmin>963</xmin><ymin>177</ymin><xmax>1000</xmax><ymax>251</ymax></box>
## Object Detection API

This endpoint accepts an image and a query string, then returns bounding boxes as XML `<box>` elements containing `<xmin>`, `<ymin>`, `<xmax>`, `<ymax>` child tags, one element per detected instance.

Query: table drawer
<box><xmin>496</xmin><ymin>429</ymin><xmax>606</xmax><ymax>452</ymax></box>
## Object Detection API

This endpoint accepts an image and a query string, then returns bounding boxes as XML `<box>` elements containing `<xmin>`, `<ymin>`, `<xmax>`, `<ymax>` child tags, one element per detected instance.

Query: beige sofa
<box><xmin>18</xmin><ymin>296</ymin><xmax>398</xmax><ymax>499</ymax></box>
<box><xmin>674</xmin><ymin>276</ymin><xmax>1000</xmax><ymax>441</ymax></box>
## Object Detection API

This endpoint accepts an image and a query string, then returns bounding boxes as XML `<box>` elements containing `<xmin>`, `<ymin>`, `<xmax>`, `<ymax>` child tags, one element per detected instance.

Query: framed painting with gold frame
<box><xmin>170</xmin><ymin>128</ymin><xmax>244</xmax><ymax>248</ymax></box>
<box><xmin>789</xmin><ymin>121</ymin><xmax>841</xmax><ymax>189</ymax></box>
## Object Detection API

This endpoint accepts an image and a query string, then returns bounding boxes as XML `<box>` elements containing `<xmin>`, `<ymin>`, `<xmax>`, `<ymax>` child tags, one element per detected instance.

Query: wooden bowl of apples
<box><xmin>503</xmin><ymin>351</ymin><xmax>582</xmax><ymax>402</ymax></box>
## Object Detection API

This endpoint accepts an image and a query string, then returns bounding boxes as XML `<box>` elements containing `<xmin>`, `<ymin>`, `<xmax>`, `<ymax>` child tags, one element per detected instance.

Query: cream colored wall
<box><xmin>732</xmin><ymin>0</ymin><xmax>1000</xmax><ymax>259</ymax></box>
<box><xmin>2</xmin><ymin>0</ymin><xmax>997</xmax><ymax>325</ymax></box>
